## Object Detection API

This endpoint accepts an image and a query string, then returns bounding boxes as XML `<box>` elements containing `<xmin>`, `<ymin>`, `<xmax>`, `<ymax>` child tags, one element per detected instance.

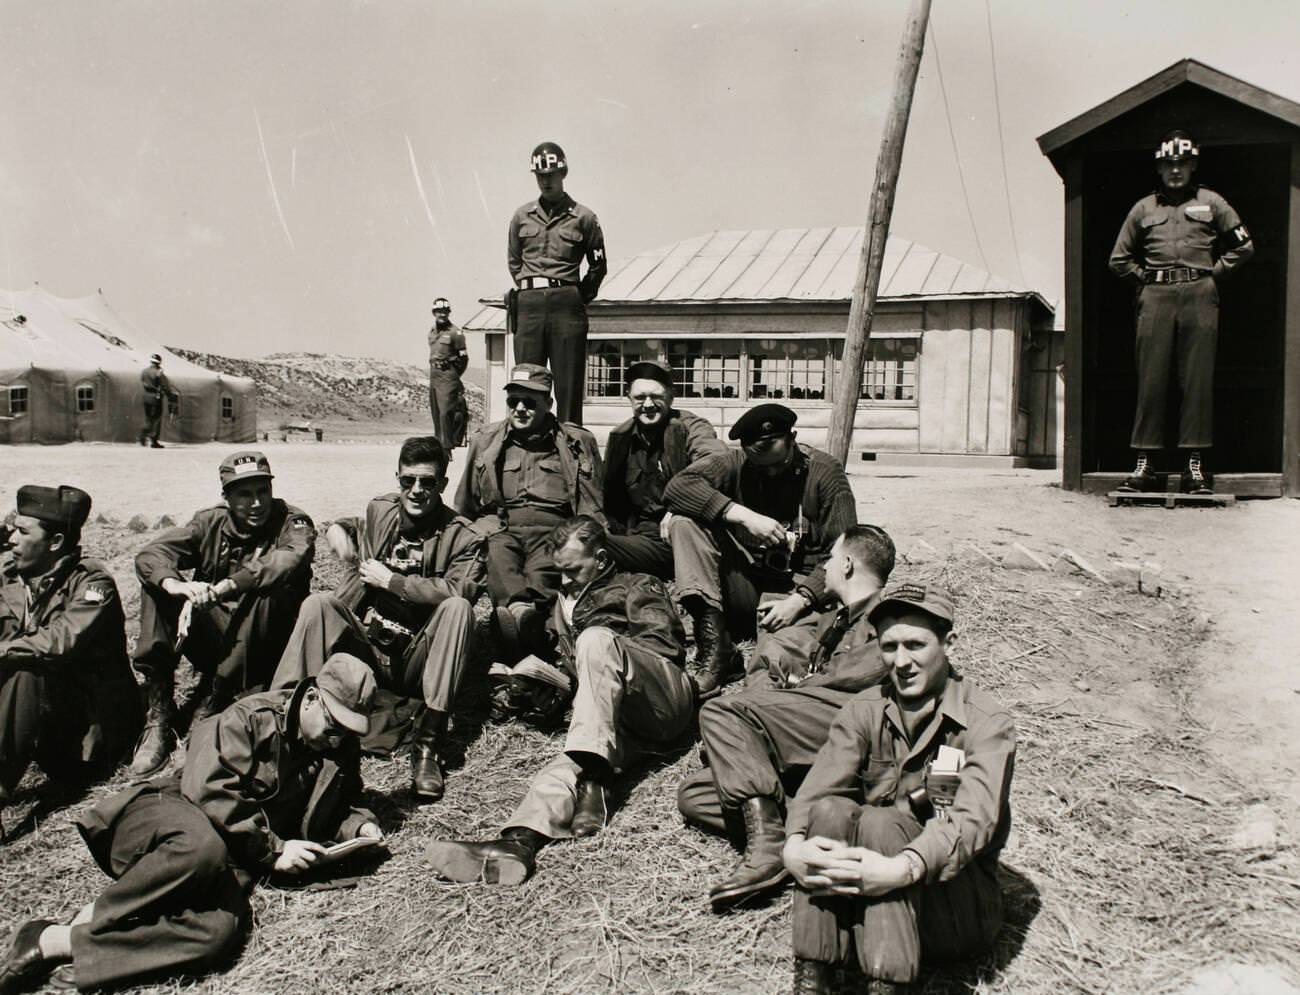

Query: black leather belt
<box><xmin>517</xmin><ymin>277</ymin><xmax>577</xmax><ymax>291</ymax></box>
<box><xmin>1144</xmin><ymin>267</ymin><xmax>1209</xmax><ymax>285</ymax></box>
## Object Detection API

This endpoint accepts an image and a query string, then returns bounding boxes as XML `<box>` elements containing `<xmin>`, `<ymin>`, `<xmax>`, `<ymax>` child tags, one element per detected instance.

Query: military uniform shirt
<box><xmin>507</xmin><ymin>194</ymin><xmax>607</xmax><ymax>300</ymax></box>
<box><xmin>624</xmin><ymin>431</ymin><xmax>669</xmax><ymax>528</ymax></box>
<box><xmin>140</xmin><ymin>366</ymin><xmax>172</xmax><ymax>398</ymax></box>
<box><xmin>428</xmin><ymin>322</ymin><xmax>468</xmax><ymax>372</ymax></box>
<box><xmin>500</xmin><ymin>430</ymin><xmax>574</xmax><ymax>515</ymax></box>
<box><xmin>1109</xmin><ymin>185</ymin><xmax>1254</xmax><ymax>282</ymax></box>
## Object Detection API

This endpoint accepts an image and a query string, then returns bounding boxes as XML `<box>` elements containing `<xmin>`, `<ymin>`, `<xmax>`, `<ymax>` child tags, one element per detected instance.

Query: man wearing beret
<box><xmin>507</xmin><ymin>141</ymin><xmax>607</xmax><ymax>426</ymax></box>
<box><xmin>603</xmin><ymin>358</ymin><xmax>726</xmax><ymax>579</ymax></box>
<box><xmin>454</xmin><ymin>363</ymin><xmax>604</xmax><ymax>666</ymax></box>
<box><xmin>0</xmin><ymin>486</ymin><xmax>142</xmax><ymax>828</ymax></box>
<box><xmin>664</xmin><ymin>402</ymin><xmax>858</xmax><ymax>694</ymax></box>
<box><xmin>427</xmin><ymin>297</ymin><xmax>470</xmax><ymax>448</ymax></box>
<box><xmin>129</xmin><ymin>452</ymin><xmax>316</xmax><ymax>777</ymax></box>
<box><xmin>138</xmin><ymin>352</ymin><xmax>177</xmax><ymax>449</ymax></box>
<box><xmin>272</xmin><ymin>436</ymin><xmax>485</xmax><ymax>802</ymax></box>
<box><xmin>0</xmin><ymin>653</ymin><xmax>383</xmax><ymax>994</ymax></box>
<box><xmin>782</xmin><ymin>584</ymin><xmax>1016</xmax><ymax>995</ymax></box>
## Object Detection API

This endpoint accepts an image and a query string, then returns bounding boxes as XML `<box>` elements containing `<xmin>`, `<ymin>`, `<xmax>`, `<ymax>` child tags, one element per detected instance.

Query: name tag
<box><xmin>1185</xmin><ymin>204</ymin><xmax>1213</xmax><ymax>221</ymax></box>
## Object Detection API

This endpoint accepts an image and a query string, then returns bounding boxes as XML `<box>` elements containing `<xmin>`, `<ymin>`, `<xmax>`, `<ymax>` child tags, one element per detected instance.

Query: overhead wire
<box><xmin>984</xmin><ymin>0</ymin><xmax>1027</xmax><ymax>285</ymax></box>
<box><xmin>927</xmin><ymin>18</ymin><xmax>992</xmax><ymax>274</ymax></box>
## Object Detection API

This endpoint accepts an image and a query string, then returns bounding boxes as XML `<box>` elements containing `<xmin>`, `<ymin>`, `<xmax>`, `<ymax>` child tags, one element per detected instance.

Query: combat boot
<box><xmin>792</xmin><ymin>958</ymin><xmax>830</xmax><ymax>995</ymax></box>
<box><xmin>1118</xmin><ymin>450</ymin><xmax>1157</xmax><ymax>493</ymax></box>
<box><xmin>191</xmin><ymin>674</ymin><xmax>232</xmax><ymax>726</ymax></box>
<box><xmin>709</xmin><ymin>797</ymin><xmax>790</xmax><ymax>910</ymax></box>
<box><xmin>128</xmin><ymin>671</ymin><xmax>175</xmax><ymax>777</ymax></box>
<box><xmin>424</xmin><ymin>826</ymin><xmax>547</xmax><ymax>886</ymax></box>
<box><xmin>571</xmin><ymin>778</ymin><xmax>609</xmax><ymax>838</ymax></box>
<box><xmin>1182</xmin><ymin>451</ymin><xmax>1213</xmax><ymax>495</ymax></box>
<box><xmin>411</xmin><ymin>708</ymin><xmax>447</xmax><ymax>802</ymax></box>
<box><xmin>689</xmin><ymin>599</ymin><xmax>740</xmax><ymax>697</ymax></box>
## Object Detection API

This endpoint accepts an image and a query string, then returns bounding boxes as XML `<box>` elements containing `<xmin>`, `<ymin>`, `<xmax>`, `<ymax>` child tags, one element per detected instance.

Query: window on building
<box><xmin>750</xmin><ymin>345</ymin><xmax>827</xmax><ymax>401</ymax></box>
<box><xmin>585</xmin><ymin>341</ymin><xmax>644</xmax><ymax>399</ymax></box>
<box><xmin>666</xmin><ymin>340</ymin><xmax>741</xmax><ymax>399</ymax></box>
<box><xmin>75</xmin><ymin>383</ymin><xmax>95</xmax><ymax>412</ymax></box>
<box><xmin>7</xmin><ymin>384</ymin><xmax>28</xmax><ymax>416</ymax></box>
<box><xmin>860</xmin><ymin>338</ymin><xmax>918</xmax><ymax>403</ymax></box>
<box><xmin>486</xmin><ymin>334</ymin><xmax>505</xmax><ymax>363</ymax></box>
<box><xmin>221</xmin><ymin>395</ymin><xmax>234</xmax><ymax>419</ymax></box>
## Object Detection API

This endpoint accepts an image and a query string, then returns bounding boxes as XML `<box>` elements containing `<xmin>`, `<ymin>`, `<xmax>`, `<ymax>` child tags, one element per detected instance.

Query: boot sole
<box><xmin>424</xmin><ymin>842</ymin><xmax>529</xmax><ymax>885</ymax></box>
<box><xmin>709</xmin><ymin>867</ymin><xmax>792</xmax><ymax>911</ymax></box>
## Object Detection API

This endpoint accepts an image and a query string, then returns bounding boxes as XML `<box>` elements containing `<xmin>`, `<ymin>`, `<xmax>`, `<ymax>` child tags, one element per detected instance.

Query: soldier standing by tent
<box><xmin>138</xmin><ymin>353</ymin><xmax>176</xmax><ymax>449</ymax></box>
<box><xmin>427</xmin><ymin>297</ymin><xmax>470</xmax><ymax>448</ymax></box>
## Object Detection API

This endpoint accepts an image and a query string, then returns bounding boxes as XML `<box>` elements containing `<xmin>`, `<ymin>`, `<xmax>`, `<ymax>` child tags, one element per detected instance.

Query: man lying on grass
<box><xmin>425</xmin><ymin>514</ymin><xmax>695</xmax><ymax>885</ymax></box>
<box><xmin>0</xmin><ymin>654</ymin><xmax>382</xmax><ymax>995</ymax></box>
<box><xmin>782</xmin><ymin>583</ymin><xmax>1016</xmax><ymax>995</ymax></box>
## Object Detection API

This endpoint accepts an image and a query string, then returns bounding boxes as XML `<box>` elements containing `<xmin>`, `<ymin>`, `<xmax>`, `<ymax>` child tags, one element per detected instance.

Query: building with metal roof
<box><xmin>466</xmin><ymin>227</ymin><xmax>1060</xmax><ymax>465</ymax></box>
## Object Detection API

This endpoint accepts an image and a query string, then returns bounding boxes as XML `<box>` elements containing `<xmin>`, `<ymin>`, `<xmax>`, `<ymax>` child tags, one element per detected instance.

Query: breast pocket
<box><xmin>1140</xmin><ymin>215</ymin><xmax>1168</xmax><ymax>231</ymax></box>
<box><xmin>860</xmin><ymin>758</ymin><xmax>898</xmax><ymax>805</ymax></box>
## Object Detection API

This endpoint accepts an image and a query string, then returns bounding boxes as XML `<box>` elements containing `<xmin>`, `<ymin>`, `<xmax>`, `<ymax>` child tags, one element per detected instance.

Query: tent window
<box><xmin>221</xmin><ymin>395</ymin><xmax>234</xmax><ymax>419</ymax></box>
<box><xmin>75</xmin><ymin>383</ymin><xmax>96</xmax><ymax>413</ymax></box>
<box><xmin>7</xmin><ymin>385</ymin><xmax>28</xmax><ymax>416</ymax></box>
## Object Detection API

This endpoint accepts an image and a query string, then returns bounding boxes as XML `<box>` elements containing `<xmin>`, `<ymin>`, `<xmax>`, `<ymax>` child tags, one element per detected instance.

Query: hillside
<box><xmin>168</xmin><ymin>347</ymin><xmax>486</xmax><ymax>429</ymax></box>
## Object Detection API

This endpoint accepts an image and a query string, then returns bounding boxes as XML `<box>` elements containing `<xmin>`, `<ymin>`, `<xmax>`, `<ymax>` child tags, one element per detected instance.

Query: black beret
<box><xmin>625</xmin><ymin>359</ymin><xmax>674</xmax><ymax>390</ymax></box>
<box><xmin>16</xmin><ymin>484</ymin><xmax>92</xmax><ymax>532</ymax></box>
<box><xmin>728</xmin><ymin>403</ymin><xmax>797</xmax><ymax>444</ymax></box>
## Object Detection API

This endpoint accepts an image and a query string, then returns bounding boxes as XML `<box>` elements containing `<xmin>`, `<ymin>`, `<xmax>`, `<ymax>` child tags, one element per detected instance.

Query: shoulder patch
<box><xmin>81</xmin><ymin>581</ymin><xmax>114</xmax><ymax>605</ymax></box>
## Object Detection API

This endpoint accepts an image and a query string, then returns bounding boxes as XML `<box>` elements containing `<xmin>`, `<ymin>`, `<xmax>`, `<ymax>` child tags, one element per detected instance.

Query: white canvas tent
<box><xmin>0</xmin><ymin>285</ymin><xmax>256</xmax><ymax>444</ymax></box>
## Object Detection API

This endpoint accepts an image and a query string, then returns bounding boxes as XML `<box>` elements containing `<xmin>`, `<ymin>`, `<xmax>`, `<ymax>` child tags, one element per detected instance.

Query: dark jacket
<box><xmin>454</xmin><ymin>417</ymin><xmax>605</xmax><ymax>530</ymax></box>
<box><xmin>752</xmin><ymin>593</ymin><xmax>885</xmax><ymax>694</ymax></box>
<box><xmin>135</xmin><ymin>499</ymin><xmax>316</xmax><ymax>599</ymax></box>
<box><xmin>603</xmin><ymin>408</ymin><xmax>725</xmax><ymax>531</ymax></box>
<box><xmin>551</xmin><ymin>565</ymin><xmax>685</xmax><ymax>672</ymax></box>
<box><xmin>663</xmin><ymin>443</ymin><xmax>858</xmax><ymax>602</ymax></box>
<box><xmin>0</xmin><ymin>550</ymin><xmax>143</xmax><ymax>765</ymax></box>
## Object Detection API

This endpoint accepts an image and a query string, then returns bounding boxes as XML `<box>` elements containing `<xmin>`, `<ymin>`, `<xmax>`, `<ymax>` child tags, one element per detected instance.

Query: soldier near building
<box><xmin>0</xmin><ymin>654</ymin><xmax>382</xmax><ymax>994</ymax></box>
<box><xmin>427</xmin><ymin>297</ymin><xmax>470</xmax><ymax>448</ymax></box>
<box><xmin>424</xmin><ymin>516</ymin><xmax>695</xmax><ymax>886</ymax></box>
<box><xmin>0</xmin><ymin>486</ymin><xmax>142</xmax><ymax>827</ymax></box>
<box><xmin>271</xmin><ymin>436</ymin><xmax>485</xmax><ymax>802</ymax></box>
<box><xmin>129</xmin><ymin>452</ymin><xmax>316</xmax><ymax>776</ymax></box>
<box><xmin>782</xmin><ymin>584</ymin><xmax>1016</xmax><ymax>995</ymax></box>
<box><xmin>603</xmin><ymin>358</ymin><xmax>726</xmax><ymax>579</ymax></box>
<box><xmin>138</xmin><ymin>353</ymin><xmax>176</xmax><ymax>448</ymax></box>
<box><xmin>664</xmin><ymin>403</ymin><xmax>858</xmax><ymax>695</ymax></box>
<box><xmin>675</xmin><ymin>525</ymin><xmax>895</xmax><ymax>912</ymax></box>
<box><xmin>1109</xmin><ymin>129</ymin><xmax>1255</xmax><ymax>494</ymax></box>
<box><xmin>454</xmin><ymin>363</ymin><xmax>604</xmax><ymax>664</ymax></box>
<box><xmin>507</xmin><ymin>141</ymin><xmax>607</xmax><ymax>426</ymax></box>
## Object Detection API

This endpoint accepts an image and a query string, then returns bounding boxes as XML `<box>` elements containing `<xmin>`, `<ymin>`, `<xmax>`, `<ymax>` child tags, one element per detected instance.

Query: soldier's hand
<box><xmin>274</xmin><ymin>839</ymin><xmax>327</xmax><ymax>875</ymax></box>
<box><xmin>162</xmin><ymin>578</ymin><xmax>218</xmax><ymax>605</ymax></box>
<box><xmin>758</xmin><ymin>591</ymin><xmax>810</xmax><ymax>632</ymax></box>
<box><xmin>356</xmin><ymin>822</ymin><xmax>384</xmax><ymax>841</ymax></box>
<box><xmin>808</xmin><ymin>847</ymin><xmax>910</xmax><ymax>898</ymax></box>
<box><xmin>729</xmin><ymin>507</ymin><xmax>787</xmax><ymax>548</ymax></box>
<box><xmin>783</xmin><ymin>834</ymin><xmax>849</xmax><ymax>889</ymax></box>
<box><xmin>358</xmin><ymin>559</ymin><xmax>394</xmax><ymax>589</ymax></box>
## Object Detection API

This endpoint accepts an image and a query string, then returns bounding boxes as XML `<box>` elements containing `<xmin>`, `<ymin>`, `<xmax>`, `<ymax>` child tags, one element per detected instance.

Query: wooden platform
<box><xmin>1084</xmin><ymin>472</ymin><xmax>1282</xmax><ymax>498</ymax></box>
<box><xmin>1107</xmin><ymin>487</ymin><xmax>1237</xmax><ymax>509</ymax></box>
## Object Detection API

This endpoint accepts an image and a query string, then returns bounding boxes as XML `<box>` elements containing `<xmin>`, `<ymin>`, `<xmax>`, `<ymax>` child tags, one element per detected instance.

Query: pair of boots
<box><xmin>129</xmin><ymin>671</ymin><xmax>233</xmax><ymax>776</ymax></box>
<box><xmin>792</xmin><ymin>960</ymin><xmax>907</xmax><ymax>995</ymax></box>
<box><xmin>686</xmin><ymin>597</ymin><xmax>742</xmax><ymax>697</ymax></box>
<box><xmin>1120</xmin><ymin>451</ymin><xmax>1212</xmax><ymax>494</ymax></box>
<box><xmin>709</xmin><ymin>796</ymin><xmax>790</xmax><ymax>911</ymax></box>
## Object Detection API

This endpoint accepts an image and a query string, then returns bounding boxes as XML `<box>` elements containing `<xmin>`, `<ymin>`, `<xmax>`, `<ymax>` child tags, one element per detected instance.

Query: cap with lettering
<box><xmin>432</xmin><ymin>297</ymin><xmax>450</xmax><ymax>313</ymax></box>
<box><xmin>218</xmin><ymin>451</ymin><xmax>274</xmax><ymax>492</ymax></box>
<box><xmin>868</xmin><ymin>581</ymin><xmax>956</xmax><ymax>627</ymax></box>
<box><xmin>16</xmin><ymin>484</ymin><xmax>92</xmax><ymax>533</ymax></box>
<box><xmin>729</xmin><ymin>403</ymin><xmax>798</xmax><ymax>445</ymax></box>
<box><xmin>1155</xmin><ymin>129</ymin><xmax>1199</xmax><ymax>161</ymax></box>
<box><xmin>315</xmin><ymin>652</ymin><xmax>377</xmax><ymax>736</ymax></box>
<box><xmin>505</xmin><ymin>363</ymin><xmax>554</xmax><ymax>395</ymax></box>
<box><xmin>530</xmin><ymin>141</ymin><xmax>567</xmax><ymax>174</ymax></box>
<box><xmin>625</xmin><ymin>359</ymin><xmax>675</xmax><ymax>391</ymax></box>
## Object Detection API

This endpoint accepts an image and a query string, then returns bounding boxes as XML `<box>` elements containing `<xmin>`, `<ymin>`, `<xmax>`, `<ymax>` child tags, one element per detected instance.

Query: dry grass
<box><xmin>2</xmin><ymin>525</ymin><xmax>1297</xmax><ymax>994</ymax></box>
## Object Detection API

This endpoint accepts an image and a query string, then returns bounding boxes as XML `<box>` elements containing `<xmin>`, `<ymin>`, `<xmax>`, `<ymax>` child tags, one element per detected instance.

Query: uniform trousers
<box><xmin>134</xmin><ymin>584</ymin><xmax>306</xmax><ymax>694</ymax></box>
<box><xmin>1132</xmin><ymin>278</ymin><xmax>1219</xmax><ymax>450</ymax></box>
<box><xmin>792</xmin><ymin>796</ymin><xmax>1003</xmax><ymax>983</ymax></box>
<box><xmin>668</xmin><ymin>517</ymin><xmax>795</xmax><ymax>639</ymax></box>
<box><xmin>512</xmin><ymin>285</ymin><xmax>588</xmax><ymax>426</ymax></box>
<box><xmin>505</xmin><ymin>626</ymin><xmax>694</xmax><ymax>839</ymax></box>
<box><xmin>676</xmin><ymin>684</ymin><xmax>853</xmax><ymax>839</ymax></box>
<box><xmin>606</xmin><ymin>530</ymin><xmax>674</xmax><ymax>581</ymax></box>
<box><xmin>140</xmin><ymin>398</ymin><xmax>163</xmax><ymax>444</ymax></box>
<box><xmin>428</xmin><ymin>367</ymin><xmax>468</xmax><ymax>448</ymax></box>
<box><xmin>0</xmin><ymin>668</ymin><xmax>89</xmax><ymax>798</ymax></box>
<box><xmin>484</xmin><ymin>524</ymin><xmax>562</xmax><ymax>611</ymax></box>
<box><xmin>70</xmin><ymin>786</ymin><xmax>248</xmax><ymax>991</ymax></box>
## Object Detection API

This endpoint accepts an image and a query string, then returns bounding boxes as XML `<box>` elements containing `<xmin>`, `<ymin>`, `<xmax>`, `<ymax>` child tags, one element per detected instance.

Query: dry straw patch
<box><xmin>2</xmin><ymin>529</ymin><xmax>1296</xmax><ymax>994</ymax></box>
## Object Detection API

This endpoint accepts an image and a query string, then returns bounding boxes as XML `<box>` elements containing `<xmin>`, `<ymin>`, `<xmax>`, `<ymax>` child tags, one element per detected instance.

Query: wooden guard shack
<box><xmin>1038</xmin><ymin>59</ymin><xmax>1300</xmax><ymax>497</ymax></box>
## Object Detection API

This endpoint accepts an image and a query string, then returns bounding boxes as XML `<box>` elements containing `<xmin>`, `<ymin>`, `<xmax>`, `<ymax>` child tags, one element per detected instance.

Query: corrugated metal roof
<box><xmin>466</xmin><ymin>227</ymin><xmax>1046</xmax><ymax>331</ymax></box>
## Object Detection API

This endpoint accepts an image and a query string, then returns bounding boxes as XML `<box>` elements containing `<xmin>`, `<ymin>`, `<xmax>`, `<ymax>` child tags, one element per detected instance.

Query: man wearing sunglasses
<box><xmin>454</xmin><ymin>363</ymin><xmax>604</xmax><ymax>667</ymax></box>
<box><xmin>664</xmin><ymin>403</ymin><xmax>858</xmax><ymax>695</ymax></box>
<box><xmin>271</xmin><ymin>436</ymin><xmax>484</xmax><ymax>802</ymax></box>
<box><xmin>0</xmin><ymin>653</ymin><xmax>382</xmax><ymax>995</ymax></box>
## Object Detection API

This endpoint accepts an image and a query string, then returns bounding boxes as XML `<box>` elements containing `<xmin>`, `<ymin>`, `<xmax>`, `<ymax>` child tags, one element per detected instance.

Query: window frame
<box><xmin>75</xmin><ymin>382</ymin><xmax>96</xmax><ymax>413</ymax></box>
<box><xmin>220</xmin><ymin>395</ymin><xmax>235</xmax><ymax>420</ymax></box>
<box><xmin>6</xmin><ymin>383</ymin><xmax>29</xmax><ymax>417</ymax></box>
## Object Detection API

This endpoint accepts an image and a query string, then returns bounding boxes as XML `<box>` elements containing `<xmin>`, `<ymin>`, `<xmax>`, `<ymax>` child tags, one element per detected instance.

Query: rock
<box><xmin>1109</xmin><ymin>560</ymin><xmax>1142</xmax><ymax>588</ymax></box>
<box><xmin>1054</xmin><ymin>549</ymin><xmax>1108</xmax><ymax>583</ymax></box>
<box><xmin>154</xmin><ymin>514</ymin><xmax>176</xmax><ymax>529</ymax></box>
<box><xmin>1175</xmin><ymin>962</ymin><xmax>1300</xmax><ymax>995</ymax></box>
<box><xmin>127</xmin><ymin>514</ymin><xmax>150</xmax><ymax>533</ymax></box>
<box><xmin>1227</xmin><ymin>803</ymin><xmax>1280</xmax><ymax>854</ymax></box>
<box><xmin>1138</xmin><ymin>561</ymin><xmax>1162</xmax><ymax>597</ymax></box>
<box><xmin>963</xmin><ymin>542</ymin><xmax>998</xmax><ymax>566</ymax></box>
<box><xmin>1002</xmin><ymin>543</ymin><xmax>1050</xmax><ymax>570</ymax></box>
<box><xmin>903</xmin><ymin>538</ymin><xmax>940</xmax><ymax>565</ymax></box>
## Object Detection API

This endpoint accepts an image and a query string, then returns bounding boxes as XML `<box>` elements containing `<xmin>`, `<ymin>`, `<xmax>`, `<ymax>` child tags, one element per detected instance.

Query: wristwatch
<box><xmin>902</xmin><ymin>849</ymin><xmax>925</xmax><ymax>885</ymax></box>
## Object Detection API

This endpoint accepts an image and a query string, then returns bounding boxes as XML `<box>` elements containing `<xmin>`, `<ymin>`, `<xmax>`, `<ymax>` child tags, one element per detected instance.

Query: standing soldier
<box><xmin>129</xmin><ymin>452</ymin><xmax>316</xmax><ymax>777</ymax></box>
<box><xmin>138</xmin><ymin>353</ymin><xmax>175</xmax><ymax>449</ymax></box>
<box><xmin>507</xmin><ymin>141</ymin><xmax>607</xmax><ymax>426</ymax></box>
<box><xmin>427</xmin><ymin>297</ymin><xmax>470</xmax><ymax>448</ymax></box>
<box><xmin>1109</xmin><ymin>129</ymin><xmax>1254</xmax><ymax>494</ymax></box>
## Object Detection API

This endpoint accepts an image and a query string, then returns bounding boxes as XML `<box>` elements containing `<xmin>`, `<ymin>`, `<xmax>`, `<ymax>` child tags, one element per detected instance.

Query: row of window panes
<box><xmin>584</xmin><ymin>339</ymin><xmax>917</xmax><ymax>403</ymax></box>
<box><xmin>5</xmin><ymin>386</ymin><xmax>236</xmax><ymax>419</ymax></box>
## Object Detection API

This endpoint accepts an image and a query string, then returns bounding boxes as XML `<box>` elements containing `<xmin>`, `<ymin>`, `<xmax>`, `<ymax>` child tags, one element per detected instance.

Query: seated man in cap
<box><xmin>0</xmin><ymin>486</ymin><xmax>143</xmax><ymax>828</ymax></box>
<box><xmin>425</xmin><ymin>515</ymin><xmax>695</xmax><ymax>886</ymax></box>
<box><xmin>676</xmin><ymin>524</ymin><xmax>895</xmax><ymax>911</ymax></box>
<box><xmin>139</xmin><ymin>352</ymin><xmax>177</xmax><ymax>448</ymax></box>
<box><xmin>271</xmin><ymin>435</ymin><xmax>485</xmax><ymax>802</ymax></box>
<box><xmin>0</xmin><ymin>653</ymin><xmax>383</xmax><ymax>995</ymax></box>
<box><xmin>603</xmin><ymin>358</ymin><xmax>726</xmax><ymax>580</ymax></box>
<box><xmin>130</xmin><ymin>451</ymin><xmax>316</xmax><ymax>777</ymax></box>
<box><xmin>782</xmin><ymin>584</ymin><xmax>1016</xmax><ymax>995</ymax></box>
<box><xmin>454</xmin><ymin>363</ymin><xmax>604</xmax><ymax>666</ymax></box>
<box><xmin>664</xmin><ymin>402</ymin><xmax>858</xmax><ymax>694</ymax></box>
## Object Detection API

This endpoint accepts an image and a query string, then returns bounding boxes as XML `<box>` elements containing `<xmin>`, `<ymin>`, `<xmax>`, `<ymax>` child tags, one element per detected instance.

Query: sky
<box><xmin>2</xmin><ymin>0</ymin><xmax>1297</xmax><ymax>372</ymax></box>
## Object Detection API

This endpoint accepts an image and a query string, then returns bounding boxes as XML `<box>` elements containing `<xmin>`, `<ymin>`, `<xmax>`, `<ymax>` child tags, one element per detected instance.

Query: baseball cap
<box><xmin>150</xmin><ymin>353</ymin><xmax>163</xmax><ymax>363</ymax></box>
<box><xmin>530</xmin><ymin>141</ymin><xmax>567</xmax><ymax>174</ymax></box>
<box><xmin>16</xmin><ymin>484</ymin><xmax>92</xmax><ymax>533</ymax></box>
<box><xmin>729</xmin><ymin>403</ymin><xmax>797</xmax><ymax>445</ymax></box>
<box><xmin>315</xmin><ymin>653</ymin><xmax>377</xmax><ymax>735</ymax></box>
<box><xmin>1155</xmin><ymin>130</ymin><xmax>1199</xmax><ymax>161</ymax></box>
<box><xmin>432</xmin><ymin>297</ymin><xmax>450</xmax><ymax>312</ymax></box>
<box><xmin>505</xmin><ymin>363</ymin><xmax>554</xmax><ymax>394</ymax></box>
<box><xmin>868</xmin><ymin>581</ymin><xmax>956</xmax><ymax>627</ymax></box>
<box><xmin>625</xmin><ymin>359</ymin><xmax>675</xmax><ymax>391</ymax></box>
<box><xmin>218</xmin><ymin>451</ymin><xmax>274</xmax><ymax>491</ymax></box>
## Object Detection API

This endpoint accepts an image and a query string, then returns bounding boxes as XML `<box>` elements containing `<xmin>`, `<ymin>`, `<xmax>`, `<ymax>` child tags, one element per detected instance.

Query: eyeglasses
<box><xmin>398</xmin><ymin>474</ymin><xmax>441</xmax><ymax>491</ymax></box>
<box><xmin>507</xmin><ymin>395</ymin><xmax>540</xmax><ymax>410</ymax></box>
<box><xmin>313</xmin><ymin>693</ymin><xmax>344</xmax><ymax>739</ymax></box>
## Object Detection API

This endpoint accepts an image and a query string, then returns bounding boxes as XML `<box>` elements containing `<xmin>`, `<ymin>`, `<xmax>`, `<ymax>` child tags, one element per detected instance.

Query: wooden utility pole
<box><xmin>827</xmin><ymin>0</ymin><xmax>932</xmax><ymax>465</ymax></box>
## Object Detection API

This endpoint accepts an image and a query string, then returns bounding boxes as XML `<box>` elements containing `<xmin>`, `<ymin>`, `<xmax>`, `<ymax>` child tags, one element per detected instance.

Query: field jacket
<box><xmin>603</xmin><ymin>408</ymin><xmax>725</xmax><ymax>532</ymax></box>
<box><xmin>551</xmin><ymin>565</ymin><xmax>685</xmax><ymax>673</ymax></box>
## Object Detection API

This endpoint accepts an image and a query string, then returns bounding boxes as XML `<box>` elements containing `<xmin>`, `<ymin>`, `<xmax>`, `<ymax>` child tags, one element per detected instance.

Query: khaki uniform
<box><xmin>428</xmin><ymin>321</ymin><xmax>469</xmax><ymax>448</ymax></box>
<box><xmin>139</xmin><ymin>365</ymin><xmax>174</xmax><ymax>444</ymax></box>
